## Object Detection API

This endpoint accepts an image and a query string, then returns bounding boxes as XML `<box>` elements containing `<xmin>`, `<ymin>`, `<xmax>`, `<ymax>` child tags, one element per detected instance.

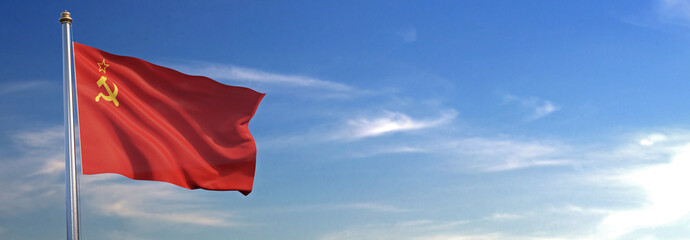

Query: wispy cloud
<box><xmin>82</xmin><ymin>175</ymin><xmax>242</xmax><ymax>227</ymax></box>
<box><xmin>484</xmin><ymin>213</ymin><xmax>524</xmax><ymax>221</ymax></box>
<box><xmin>589</xmin><ymin>130</ymin><xmax>690</xmax><ymax>167</ymax></box>
<box><xmin>14</xmin><ymin>126</ymin><xmax>64</xmax><ymax>148</ymax></box>
<box><xmin>30</xmin><ymin>158</ymin><xmax>64</xmax><ymax>176</ymax></box>
<box><xmin>0</xmin><ymin>81</ymin><xmax>50</xmax><ymax>96</ymax></box>
<box><xmin>503</xmin><ymin>94</ymin><xmax>561</xmax><ymax>121</ymax></box>
<box><xmin>332</xmin><ymin>109</ymin><xmax>457</xmax><ymax>141</ymax></box>
<box><xmin>174</xmin><ymin>63</ymin><xmax>353</xmax><ymax>91</ymax></box>
<box><xmin>342</xmin><ymin>203</ymin><xmax>408</xmax><ymax>213</ymax></box>
<box><xmin>548</xmin><ymin>204</ymin><xmax>611</xmax><ymax>216</ymax></box>
<box><xmin>350</xmin><ymin>145</ymin><xmax>429</xmax><ymax>158</ymax></box>
<box><xmin>341</xmin><ymin>125</ymin><xmax>573</xmax><ymax>172</ymax></box>
<box><xmin>441</xmin><ymin>137</ymin><xmax>572</xmax><ymax>172</ymax></box>
<box><xmin>0</xmin><ymin>127</ymin><xmax>63</xmax><ymax>213</ymax></box>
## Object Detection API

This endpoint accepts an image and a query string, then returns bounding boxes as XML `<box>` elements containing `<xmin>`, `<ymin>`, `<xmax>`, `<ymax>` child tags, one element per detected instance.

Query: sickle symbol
<box><xmin>95</xmin><ymin>76</ymin><xmax>119</xmax><ymax>107</ymax></box>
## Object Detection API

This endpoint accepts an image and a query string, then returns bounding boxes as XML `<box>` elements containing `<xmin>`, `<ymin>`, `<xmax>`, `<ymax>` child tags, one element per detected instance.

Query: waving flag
<box><xmin>73</xmin><ymin>42</ymin><xmax>264</xmax><ymax>195</ymax></box>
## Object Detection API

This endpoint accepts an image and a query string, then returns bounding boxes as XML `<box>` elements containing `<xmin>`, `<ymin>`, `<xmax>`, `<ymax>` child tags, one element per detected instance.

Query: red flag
<box><xmin>73</xmin><ymin>42</ymin><xmax>264</xmax><ymax>195</ymax></box>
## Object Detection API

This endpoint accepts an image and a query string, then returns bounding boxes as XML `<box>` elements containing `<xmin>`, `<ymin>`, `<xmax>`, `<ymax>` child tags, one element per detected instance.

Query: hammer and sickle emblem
<box><xmin>95</xmin><ymin>76</ymin><xmax>119</xmax><ymax>107</ymax></box>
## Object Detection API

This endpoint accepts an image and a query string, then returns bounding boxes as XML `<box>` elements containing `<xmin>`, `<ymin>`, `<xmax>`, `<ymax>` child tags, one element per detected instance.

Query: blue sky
<box><xmin>3</xmin><ymin>0</ymin><xmax>690</xmax><ymax>239</ymax></box>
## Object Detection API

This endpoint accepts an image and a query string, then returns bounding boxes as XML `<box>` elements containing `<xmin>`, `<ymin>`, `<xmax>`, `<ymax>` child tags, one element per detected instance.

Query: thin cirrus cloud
<box><xmin>344</xmin><ymin>123</ymin><xmax>573</xmax><ymax>172</ymax></box>
<box><xmin>174</xmin><ymin>63</ymin><xmax>353</xmax><ymax>92</ymax></box>
<box><xmin>349</xmin><ymin>146</ymin><xmax>429</xmax><ymax>158</ymax></box>
<box><xmin>356</xmin><ymin>136</ymin><xmax>572</xmax><ymax>172</ymax></box>
<box><xmin>0</xmin><ymin>81</ymin><xmax>50</xmax><ymax>96</ymax></box>
<box><xmin>332</xmin><ymin>109</ymin><xmax>458</xmax><ymax>141</ymax></box>
<box><xmin>443</xmin><ymin>137</ymin><xmax>572</xmax><ymax>172</ymax></box>
<box><xmin>503</xmin><ymin>94</ymin><xmax>561</xmax><ymax>121</ymax></box>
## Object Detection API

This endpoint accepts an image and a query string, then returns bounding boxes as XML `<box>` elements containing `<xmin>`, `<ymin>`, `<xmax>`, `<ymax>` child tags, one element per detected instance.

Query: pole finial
<box><xmin>60</xmin><ymin>10</ymin><xmax>72</xmax><ymax>24</ymax></box>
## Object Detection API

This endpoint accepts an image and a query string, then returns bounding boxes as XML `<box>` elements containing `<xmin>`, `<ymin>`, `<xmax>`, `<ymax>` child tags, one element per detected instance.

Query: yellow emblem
<box><xmin>95</xmin><ymin>76</ymin><xmax>119</xmax><ymax>107</ymax></box>
<box><xmin>94</xmin><ymin>60</ymin><xmax>119</xmax><ymax>107</ymax></box>
<box><xmin>97</xmin><ymin>59</ymin><xmax>109</xmax><ymax>74</ymax></box>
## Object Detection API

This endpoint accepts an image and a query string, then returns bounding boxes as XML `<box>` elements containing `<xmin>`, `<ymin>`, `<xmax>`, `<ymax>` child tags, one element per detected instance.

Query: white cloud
<box><xmin>334</xmin><ymin>110</ymin><xmax>457</xmax><ymax>140</ymax></box>
<box><xmin>533</xmin><ymin>101</ymin><xmax>559</xmax><ymax>120</ymax></box>
<box><xmin>639</xmin><ymin>133</ymin><xmax>667</xmax><ymax>146</ymax></box>
<box><xmin>504</xmin><ymin>95</ymin><xmax>561</xmax><ymax>121</ymax></box>
<box><xmin>175</xmin><ymin>63</ymin><xmax>352</xmax><ymax>91</ymax></box>
<box><xmin>596</xmin><ymin>143</ymin><xmax>690</xmax><ymax>239</ymax></box>
<box><xmin>261</xmin><ymin>108</ymin><xmax>458</xmax><ymax>147</ymax></box>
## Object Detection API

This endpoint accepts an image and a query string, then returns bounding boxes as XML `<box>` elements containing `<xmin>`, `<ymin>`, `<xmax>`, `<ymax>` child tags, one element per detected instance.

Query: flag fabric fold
<box><xmin>74</xmin><ymin>42</ymin><xmax>264</xmax><ymax>195</ymax></box>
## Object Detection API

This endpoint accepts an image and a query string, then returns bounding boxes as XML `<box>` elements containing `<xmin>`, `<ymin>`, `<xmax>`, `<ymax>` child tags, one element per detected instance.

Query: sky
<box><xmin>3</xmin><ymin>0</ymin><xmax>690</xmax><ymax>239</ymax></box>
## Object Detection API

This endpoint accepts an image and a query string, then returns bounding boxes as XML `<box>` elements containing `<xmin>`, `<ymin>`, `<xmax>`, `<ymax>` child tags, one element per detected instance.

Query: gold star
<box><xmin>97</xmin><ymin>59</ymin><xmax>109</xmax><ymax>74</ymax></box>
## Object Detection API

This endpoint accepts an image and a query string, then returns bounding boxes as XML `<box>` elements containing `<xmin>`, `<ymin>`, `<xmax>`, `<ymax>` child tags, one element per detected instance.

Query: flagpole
<box><xmin>60</xmin><ymin>10</ymin><xmax>81</xmax><ymax>240</ymax></box>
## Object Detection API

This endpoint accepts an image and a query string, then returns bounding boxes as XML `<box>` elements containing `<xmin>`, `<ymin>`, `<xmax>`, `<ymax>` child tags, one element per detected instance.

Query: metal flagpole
<box><xmin>60</xmin><ymin>10</ymin><xmax>80</xmax><ymax>240</ymax></box>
